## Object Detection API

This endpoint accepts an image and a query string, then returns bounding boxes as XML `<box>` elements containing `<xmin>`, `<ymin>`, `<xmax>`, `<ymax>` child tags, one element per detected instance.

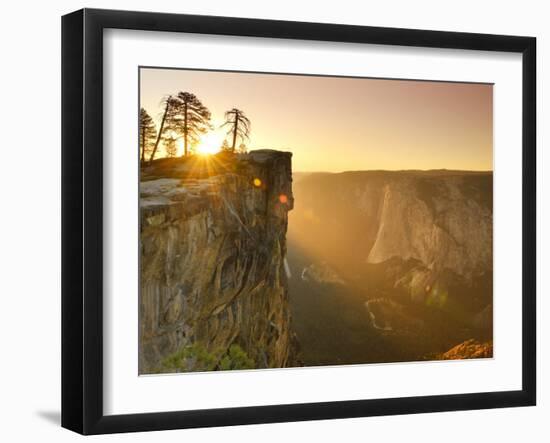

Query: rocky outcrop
<box><xmin>438</xmin><ymin>339</ymin><xmax>493</xmax><ymax>360</ymax></box>
<box><xmin>301</xmin><ymin>262</ymin><xmax>345</xmax><ymax>285</ymax></box>
<box><xmin>139</xmin><ymin>150</ymin><xmax>295</xmax><ymax>373</ymax></box>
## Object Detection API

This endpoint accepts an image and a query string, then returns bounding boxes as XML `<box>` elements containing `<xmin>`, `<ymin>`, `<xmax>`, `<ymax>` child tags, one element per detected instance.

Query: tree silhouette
<box><xmin>222</xmin><ymin>108</ymin><xmax>251</xmax><ymax>152</ymax></box>
<box><xmin>220</xmin><ymin>140</ymin><xmax>230</xmax><ymax>152</ymax></box>
<box><xmin>139</xmin><ymin>108</ymin><xmax>157</xmax><ymax>163</ymax></box>
<box><xmin>238</xmin><ymin>143</ymin><xmax>248</xmax><ymax>154</ymax></box>
<box><xmin>148</xmin><ymin>96</ymin><xmax>178</xmax><ymax>164</ymax></box>
<box><xmin>170</xmin><ymin>92</ymin><xmax>211</xmax><ymax>157</ymax></box>
<box><xmin>164</xmin><ymin>135</ymin><xmax>178</xmax><ymax>158</ymax></box>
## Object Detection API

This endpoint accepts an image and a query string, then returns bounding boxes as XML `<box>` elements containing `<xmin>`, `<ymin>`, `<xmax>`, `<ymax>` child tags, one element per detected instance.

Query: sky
<box><xmin>140</xmin><ymin>67</ymin><xmax>493</xmax><ymax>172</ymax></box>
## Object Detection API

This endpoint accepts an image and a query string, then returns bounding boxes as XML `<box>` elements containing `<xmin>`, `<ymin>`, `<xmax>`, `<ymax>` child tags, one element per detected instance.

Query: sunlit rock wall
<box><xmin>139</xmin><ymin>150</ymin><xmax>295</xmax><ymax>373</ymax></box>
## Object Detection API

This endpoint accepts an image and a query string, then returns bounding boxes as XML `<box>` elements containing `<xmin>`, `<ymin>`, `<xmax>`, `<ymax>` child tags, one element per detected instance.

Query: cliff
<box><xmin>365</xmin><ymin>172</ymin><xmax>492</xmax><ymax>304</ymax></box>
<box><xmin>139</xmin><ymin>150</ymin><xmax>295</xmax><ymax>373</ymax></box>
<box><xmin>290</xmin><ymin>170</ymin><xmax>492</xmax><ymax>311</ymax></box>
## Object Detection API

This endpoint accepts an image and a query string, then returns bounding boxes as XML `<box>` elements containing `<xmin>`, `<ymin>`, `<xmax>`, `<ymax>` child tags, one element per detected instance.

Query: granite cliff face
<box><xmin>139</xmin><ymin>150</ymin><xmax>295</xmax><ymax>373</ymax></box>
<box><xmin>364</xmin><ymin>173</ymin><xmax>492</xmax><ymax>303</ymax></box>
<box><xmin>289</xmin><ymin>170</ymin><xmax>493</xmax><ymax>338</ymax></box>
<box><xmin>291</xmin><ymin>171</ymin><xmax>492</xmax><ymax>298</ymax></box>
<box><xmin>367</xmin><ymin>177</ymin><xmax>492</xmax><ymax>275</ymax></box>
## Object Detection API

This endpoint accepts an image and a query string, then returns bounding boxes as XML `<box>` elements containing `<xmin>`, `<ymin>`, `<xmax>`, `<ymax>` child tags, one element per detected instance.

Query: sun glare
<box><xmin>196</xmin><ymin>132</ymin><xmax>224</xmax><ymax>156</ymax></box>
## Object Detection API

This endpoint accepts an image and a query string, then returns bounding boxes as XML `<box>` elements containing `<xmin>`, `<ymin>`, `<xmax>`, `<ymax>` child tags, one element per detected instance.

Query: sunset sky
<box><xmin>140</xmin><ymin>67</ymin><xmax>493</xmax><ymax>172</ymax></box>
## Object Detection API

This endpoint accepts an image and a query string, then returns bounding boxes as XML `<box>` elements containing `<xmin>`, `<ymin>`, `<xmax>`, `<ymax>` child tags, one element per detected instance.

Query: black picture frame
<box><xmin>61</xmin><ymin>8</ymin><xmax>536</xmax><ymax>435</ymax></box>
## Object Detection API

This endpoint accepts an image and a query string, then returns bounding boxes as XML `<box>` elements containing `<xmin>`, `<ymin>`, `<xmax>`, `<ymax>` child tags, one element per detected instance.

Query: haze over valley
<box><xmin>287</xmin><ymin>169</ymin><xmax>493</xmax><ymax>365</ymax></box>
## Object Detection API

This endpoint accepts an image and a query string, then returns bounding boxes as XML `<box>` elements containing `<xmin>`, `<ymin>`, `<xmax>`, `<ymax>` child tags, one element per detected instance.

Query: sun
<box><xmin>196</xmin><ymin>132</ymin><xmax>224</xmax><ymax>156</ymax></box>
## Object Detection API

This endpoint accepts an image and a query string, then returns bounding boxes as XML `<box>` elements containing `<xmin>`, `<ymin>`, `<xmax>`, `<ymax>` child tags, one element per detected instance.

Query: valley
<box><xmin>287</xmin><ymin>170</ymin><xmax>493</xmax><ymax>366</ymax></box>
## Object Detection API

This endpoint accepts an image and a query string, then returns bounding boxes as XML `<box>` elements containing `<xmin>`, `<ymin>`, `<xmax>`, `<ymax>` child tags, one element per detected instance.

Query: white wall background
<box><xmin>0</xmin><ymin>0</ymin><xmax>546</xmax><ymax>441</ymax></box>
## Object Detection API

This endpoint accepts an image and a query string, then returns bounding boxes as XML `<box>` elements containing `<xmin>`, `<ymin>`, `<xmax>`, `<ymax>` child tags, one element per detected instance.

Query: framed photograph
<box><xmin>62</xmin><ymin>8</ymin><xmax>536</xmax><ymax>434</ymax></box>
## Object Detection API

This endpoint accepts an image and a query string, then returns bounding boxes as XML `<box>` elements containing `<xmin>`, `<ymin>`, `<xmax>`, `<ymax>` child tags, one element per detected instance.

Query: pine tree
<box><xmin>169</xmin><ymin>92</ymin><xmax>211</xmax><ymax>156</ymax></box>
<box><xmin>164</xmin><ymin>135</ymin><xmax>178</xmax><ymax>158</ymax></box>
<box><xmin>139</xmin><ymin>108</ymin><xmax>157</xmax><ymax>163</ymax></box>
<box><xmin>148</xmin><ymin>96</ymin><xmax>178</xmax><ymax>164</ymax></box>
<box><xmin>220</xmin><ymin>140</ymin><xmax>230</xmax><ymax>152</ymax></box>
<box><xmin>221</xmin><ymin>108</ymin><xmax>251</xmax><ymax>152</ymax></box>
